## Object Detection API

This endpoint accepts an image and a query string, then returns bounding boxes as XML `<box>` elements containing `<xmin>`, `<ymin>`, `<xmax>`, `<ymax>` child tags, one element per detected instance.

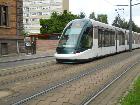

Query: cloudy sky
<box><xmin>69</xmin><ymin>0</ymin><xmax>140</xmax><ymax>27</ymax></box>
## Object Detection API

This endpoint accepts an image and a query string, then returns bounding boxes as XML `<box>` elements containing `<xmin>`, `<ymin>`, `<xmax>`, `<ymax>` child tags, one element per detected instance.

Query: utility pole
<box><xmin>116</xmin><ymin>1</ymin><xmax>140</xmax><ymax>51</ymax></box>
<box><xmin>129</xmin><ymin>0</ymin><xmax>132</xmax><ymax>52</ymax></box>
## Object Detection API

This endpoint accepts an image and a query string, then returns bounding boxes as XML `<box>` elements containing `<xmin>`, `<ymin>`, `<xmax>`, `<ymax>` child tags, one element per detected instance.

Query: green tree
<box><xmin>112</xmin><ymin>15</ymin><xmax>140</xmax><ymax>33</ymax></box>
<box><xmin>112</xmin><ymin>15</ymin><xmax>128</xmax><ymax>28</ymax></box>
<box><xmin>79</xmin><ymin>12</ymin><xmax>86</xmax><ymax>19</ymax></box>
<box><xmin>131</xmin><ymin>21</ymin><xmax>140</xmax><ymax>33</ymax></box>
<box><xmin>97</xmin><ymin>14</ymin><xmax>108</xmax><ymax>24</ymax></box>
<box><xmin>40</xmin><ymin>10</ymin><xmax>79</xmax><ymax>34</ymax></box>
<box><xmin>89</xmin><ymin>12</ymin><xmax>96</xmax><ymax>20</ymax></box>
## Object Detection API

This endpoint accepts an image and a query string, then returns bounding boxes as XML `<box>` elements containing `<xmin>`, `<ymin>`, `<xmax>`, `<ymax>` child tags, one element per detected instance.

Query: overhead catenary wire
<box><xmin>116</xmin><ymin>2</ymin><xmax>140</xmax><ymax>6</ymax></box>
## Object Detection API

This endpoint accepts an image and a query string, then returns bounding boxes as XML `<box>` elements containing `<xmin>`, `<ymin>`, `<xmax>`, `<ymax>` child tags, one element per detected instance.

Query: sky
<box><xmin>69</xmin><ymin>0</ymin><xmax>140</xmax><ymax>27</ymax></box>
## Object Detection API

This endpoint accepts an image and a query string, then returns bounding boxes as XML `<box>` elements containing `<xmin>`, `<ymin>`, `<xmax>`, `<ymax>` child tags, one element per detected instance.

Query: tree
<box><xmin>89</xmin><ymin>12</ymin><xmax>96</xmax><ymax>20</ymax></box>
<box><xmin>112</xmin><ymin>15</ymin><xmax>140</xmax><ymax>33</ymax></box>
<box><xmin>97</xmin><ymin>14</ymin><xmax>108</xmax><ymax>24</ymax></box>
<box><xmin>112</xmin><ymin>15</ymin><xmax>128</xmax><ymax>28</ymax></box>
<box><xmin>131</xmin><ymin>21</ymin><xmax>140</xmax><ymax>33</ymax></box>
<box><xmin>40</xmin><ymin>10</ymin><xmax>79</xmax><ymax>34</ymax></box>
<box><xmin>79</xmin><ymin>12</ymin><xmax>86</xmax><ymax>19</ymax></box>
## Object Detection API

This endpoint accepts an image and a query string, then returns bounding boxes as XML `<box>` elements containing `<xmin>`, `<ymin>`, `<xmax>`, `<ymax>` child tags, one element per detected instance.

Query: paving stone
<box><xmin>57</xmin><ymin>97</ymin><xmax>70</xmax><ymax>103</ymax></box>
<box><xmin>36</xmin><ymin>100</ymin><xmax>51</xmax><ymax>105</ymax></box>
<box><xmin>63</xmin><ymin>93</ymin><xmax>75</xmax><ymax>98</ymax></box>
<box><xmin>68</xmin><ymin>98</ymin><xmax>82</xmax><ymax>105</ymax></box>
<box><xmin>49</xmin><ymin>101</ymin><xmax>63</xmax><ymax>105</ymax></box>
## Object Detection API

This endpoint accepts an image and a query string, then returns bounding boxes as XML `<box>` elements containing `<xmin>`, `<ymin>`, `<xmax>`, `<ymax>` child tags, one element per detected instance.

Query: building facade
<box><xmin>23</xmin><ymin>0</ymin><xmax>69</xmax><ymax>34</ymax></box>
<box><xmin>0</xmin><ymin>0</ymin><xmax>24</xmax><ymax>56</ymax></box>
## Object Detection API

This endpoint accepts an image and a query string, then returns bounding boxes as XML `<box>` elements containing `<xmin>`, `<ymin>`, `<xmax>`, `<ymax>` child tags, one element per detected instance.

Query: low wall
<box><xmin>36</xmin><ymin>40</ymin><xmax>59</xmax><ymax>52</ymax></box>
<box><xmin>0</xmin><ymin>38</ymin><xmax>24</xmax><ymax>56</ymax></box>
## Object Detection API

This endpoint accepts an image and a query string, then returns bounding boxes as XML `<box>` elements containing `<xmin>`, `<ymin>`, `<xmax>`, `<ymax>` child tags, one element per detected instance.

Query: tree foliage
<box><xmin>97</xmin><ymin>14</ymin><xmax>108</xmax><ymax>24</ymax></box>
<box><xmin>112</xmin><ymin>16</ymin><xmax>129</xmax><ymax>29</ymax></box>
<box><xmin>40</xmin><ymin>10</ymin><xmax>79</xmax><ymax>34</ymax></box>
<box><xmin>89</xmin><ymin>12</ymin><xmax>108</xmax><ymax>23</ymax></box>
<box><xmin>89</xmin><ymin>12</ymin><xmax>96</xmax><ymax>20</ymax></box>
<box><xmin>79</xmin><ymin>12</ymin><xmax>86</xmax><ymax>19</ymax></box>
<box><xmin>112</xmin><ymin>15</ymin><xmax>140</xmax><ymax>33</ymax></box>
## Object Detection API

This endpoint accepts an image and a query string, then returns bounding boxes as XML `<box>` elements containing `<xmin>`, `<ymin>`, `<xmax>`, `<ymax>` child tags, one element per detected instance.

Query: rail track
<box><xmin>80</xmin><ymin>60</ymin><xmax>140</xmax><ymax>105</ymax></box>
<box><xmin>10</xmin><ymin>51</ymin><xmax>140</xmax><ymax>105</ymax></box>
<box><xmin>0</xmin><ymin>55</ymin><xmax>54</xmax><ymax>70</ymax></box>
<box><xmin>0</xmin><ymin>62</ymin><xmax>70</xmax><ymax>87</ymax></box>
<box><xmin>0</xmin><ymin>60</ymin><xmax>55</xmax><ymax>77</ymax></box>
<box><xmin>0</xmin><ymin>50</ymin><xmax>137</xmax><ymax>88</ymax></box>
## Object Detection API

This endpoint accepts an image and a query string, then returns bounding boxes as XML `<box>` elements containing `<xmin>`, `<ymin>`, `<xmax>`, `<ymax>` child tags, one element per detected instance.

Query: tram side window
<box><xmin>118</xmin><ymin>31</ymin><xmax>125</xmax><ymax>45</ymax></box>
<box><xmin>80</xmin><ymin>26</ymin><xmax>93</xmax><ymax>50</ymax></box>
<box><xmin>135</xmin><ymin>34</ymin><xmax>138</xmax><ymax>44</ymax></box>
<box><xmin>139</xmin><ymin>36</ymin><xmax>140</xmax><ymax>44</ymax></box>
<box><xmin>98</xmin><ymin>29</ymin><xmax>102</xmax><ymax>47</ymax></box>
<box><xmin>133</xmin><ymin>34</ymin><xmax>136</xmax><ymax>44</ymax></box>
<box><xmin>98</xmin><ymin>29</ymin><xmax>115</xmax><ymax>47</ymax></box>
<box><xmin>122</xmin><ymin>33</ymin><xmax>125</xmax><ymax>45</ymax></box>
<box><xmin>104</xmin><ymin>30</ymin><xmax>110</xmax><ymax>47</ymax></box>
<box><xmin>110</xmin><ymin>31</ymin><xmax>115</xmax><ymax>46</ymax></box>
<box><xmin>135</xmin><ymin>35</ymin><xmax>138</xmax><ymax>44</ymax></box>
<box><xmin>138</xmin><ymin>36</ymin><xmax>140</xmax><ymax>44</ymax></box>
<box><xmin>126</xmin><ymin>33</ymin><xmax>129</xmax><ymax>45</ymax></box>
<box><xmin>98</xmin><ymin>29</ymin><xmax>106</xmax><ymax>47</ymax></box>
<box><xmin>132</xmin><ymin>34</ymin><xmax>135</xmax><ymax>44</ymax></box>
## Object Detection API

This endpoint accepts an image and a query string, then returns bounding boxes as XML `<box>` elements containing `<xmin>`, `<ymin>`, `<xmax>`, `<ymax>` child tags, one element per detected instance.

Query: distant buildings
<box><xmin>0</xmin><ymin>0</ymin><xmax>24</xmax><ymax>56</ymax></box>
<box><xmin>23</xmin><ymin>0</ymin><xmax>69</xmax><ymax>34</ymax></box>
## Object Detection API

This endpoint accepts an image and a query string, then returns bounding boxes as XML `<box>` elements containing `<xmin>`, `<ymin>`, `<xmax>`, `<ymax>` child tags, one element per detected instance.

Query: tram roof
<box><xmin>71</xmin><ymin>19</ymin><xmax>140</xmax><ymax>34</ymax></box>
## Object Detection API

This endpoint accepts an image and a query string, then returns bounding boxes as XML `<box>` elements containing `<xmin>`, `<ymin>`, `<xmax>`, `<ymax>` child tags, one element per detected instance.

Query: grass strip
<box><xmin>120</xmin><ymin>76</ymin><xmax>140</xmax><ymax>105</ymax></box>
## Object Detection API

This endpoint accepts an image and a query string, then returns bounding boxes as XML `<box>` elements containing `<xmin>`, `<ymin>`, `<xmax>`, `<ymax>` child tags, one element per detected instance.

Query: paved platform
<box><xmin>0</xmin><ymin>51</ymin><xmax>55</xmax><ymax>63</ymax></box>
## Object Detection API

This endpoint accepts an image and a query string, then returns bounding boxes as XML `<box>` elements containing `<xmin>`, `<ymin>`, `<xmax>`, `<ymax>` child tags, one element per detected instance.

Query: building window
<box><xmin>25</xmin><ymin>19</ymin><xmax>28</xmax><ymax>23</ymax></box>
<box><xmin>1</xmin><ymin>43</ymin><xmax>8</xmax><ymax>55</ymax></box>
<box><xmin>0</xmin><ymin>5</ymin><xmax>9</xmax><ymax>26</ymax></box>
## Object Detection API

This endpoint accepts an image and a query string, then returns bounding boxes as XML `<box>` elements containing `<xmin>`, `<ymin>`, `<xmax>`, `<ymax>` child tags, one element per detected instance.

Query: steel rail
<box><xmin>80</xmin><ymin>60</ymin><xmax>139</xmax><ymax>105</ymax></box>
<box><xmin>1</xmin><ymin>51</ymin><xmax>131</xmax><ymax>86</ymax></box>
<box><xmin>11</xmin><ymin>57</ymin><xmax>130</xmax><ymax>105</ymax></box>
<box><xmin>0</xmin><ymin>59</ymin><xmax>55</xmax><ymax>77</ymax></box>
<box><xmin>0</xmin><ymin>63</ymin><xmax>68</xmax><ymax>87</ymax></box>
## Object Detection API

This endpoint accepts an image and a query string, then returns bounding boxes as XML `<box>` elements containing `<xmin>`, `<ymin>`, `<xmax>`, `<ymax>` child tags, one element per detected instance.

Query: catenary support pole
<box><xmin>129</xmin><ymin>0</ymin><xmax>132</xmax><ymax>51</ymax></box>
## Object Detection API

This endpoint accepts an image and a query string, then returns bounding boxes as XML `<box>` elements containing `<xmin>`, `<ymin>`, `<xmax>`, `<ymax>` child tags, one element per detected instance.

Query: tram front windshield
<box><xmin>58</xmin><ymin>20</ymin><xmax>85</xmax><ymax>48</ymax></box>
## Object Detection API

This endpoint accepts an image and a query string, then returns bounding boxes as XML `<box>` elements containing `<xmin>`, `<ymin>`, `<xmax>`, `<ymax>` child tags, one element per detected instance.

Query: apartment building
<box><xmin>0</xmin><ymin>0</ymin><xmax>24</xmax><ymax>56</ymax></box>
<box><xmin>23</xmin><ymin>0</ymin><xmax>69</xmax><ymax>34</ymax></box>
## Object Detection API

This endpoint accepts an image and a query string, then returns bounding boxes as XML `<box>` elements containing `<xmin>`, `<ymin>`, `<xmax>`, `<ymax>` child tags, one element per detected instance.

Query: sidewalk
<box><xmin>0</xmin><ymin>51</ymin><xmax>55</xmax><ymax>63</ymax></box>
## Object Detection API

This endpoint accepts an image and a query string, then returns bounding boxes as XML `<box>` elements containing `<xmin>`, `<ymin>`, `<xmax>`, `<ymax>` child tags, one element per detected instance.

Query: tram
<box><xmin>54</xmin><ymin>19</ymin><xmax>140</xmax><ymax>63</ymax></box>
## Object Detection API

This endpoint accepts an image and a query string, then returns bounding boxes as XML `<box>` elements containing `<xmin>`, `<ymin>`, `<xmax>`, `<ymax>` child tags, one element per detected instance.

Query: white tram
<box><xmin>54</xmin><ymin>19</ymin><xmax>140</xmax><ymax>63</ymax></box>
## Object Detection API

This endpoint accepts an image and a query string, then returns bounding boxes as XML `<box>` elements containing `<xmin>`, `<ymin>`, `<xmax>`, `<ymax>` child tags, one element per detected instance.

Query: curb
<box><xmin>0</xmin><ymin>55</ymin><xmax>54</xmax><ymax>63</ymax></box>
